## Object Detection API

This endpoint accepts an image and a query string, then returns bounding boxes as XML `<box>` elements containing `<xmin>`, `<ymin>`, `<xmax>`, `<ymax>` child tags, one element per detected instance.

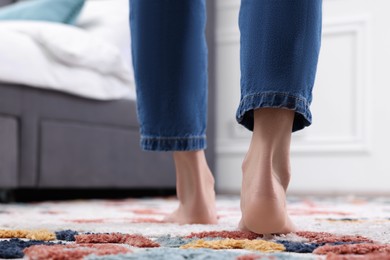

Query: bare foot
<box><xmin>239</xmin><ymin>108</ymin><xmax>296</xmax><ymax>234</ymax></box>
<box><xmin>164</xmin><ymin>151</ymin><xmax>217</xmax><ymax>225</ymax></box>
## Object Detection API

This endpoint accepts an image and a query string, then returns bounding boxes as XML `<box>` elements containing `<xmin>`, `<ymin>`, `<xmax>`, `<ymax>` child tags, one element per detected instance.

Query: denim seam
<box><xmin>239</xmin><ymin>91</ymin><xmax>309</xmax><ymax>106</ymax></box>
<box><xmin>141</xmin><ymin>135</ymin><xmax>206</xmax><ymax>140</ymax></box>
<box><xmin>236</xmin><ymin>91</ymin><xmax>312</xmax><ymax>132</ymax></box>
<box><xmin>140</xmin><ymin>135</ymin><xmax>207</xmax><ymax>151</ymax></box>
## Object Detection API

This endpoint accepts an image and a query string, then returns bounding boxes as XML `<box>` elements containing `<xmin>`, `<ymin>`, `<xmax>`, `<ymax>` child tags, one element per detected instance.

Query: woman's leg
<box><xmin>238</xmin><ymin>0</ymin><xmax>322</xmax><ymax>234</ymax></box>
<box><xmin>168</xmin><ymin>151</ymin><xmax>217</xmax><ymax>224</ymax></box>
<box><xmin>129</xmin><ymin>0</ymin><xmax>217</xmax><ymax>224</ymax></box>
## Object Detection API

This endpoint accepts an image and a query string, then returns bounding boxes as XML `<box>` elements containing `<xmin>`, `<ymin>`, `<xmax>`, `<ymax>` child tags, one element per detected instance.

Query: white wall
<box><xmin>215</xmin><ymin>0</ymin><xmax>390</xmax><ymax>195</ymax></box>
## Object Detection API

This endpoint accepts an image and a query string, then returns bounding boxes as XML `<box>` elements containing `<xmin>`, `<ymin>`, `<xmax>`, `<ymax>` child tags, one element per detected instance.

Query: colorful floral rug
<box><xmin>0</xmin><ymin>196</ymin><xmax>389</xmax><ymax>259</ymax></box>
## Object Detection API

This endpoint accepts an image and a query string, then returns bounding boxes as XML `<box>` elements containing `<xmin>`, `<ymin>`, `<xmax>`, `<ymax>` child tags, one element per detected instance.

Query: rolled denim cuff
<box><xmin>140</xmin><ymin>135</ymin><xmax>207</xmax><ymax>151</ymax></box>
<box><xmin>236</xmin><ymin>92</ymin><xmax>312</xmax><ymax>132</ymax></box>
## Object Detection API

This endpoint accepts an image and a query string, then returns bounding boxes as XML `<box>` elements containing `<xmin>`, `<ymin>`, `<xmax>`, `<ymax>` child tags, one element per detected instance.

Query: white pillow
<box><xmin>76</xmin><ymin>0</ymin><xmax>132</xmax><ymax>67</ymax></box>
<box><xmin>0</xmin><ymin>21</ymin><xmax>135</xmax><ymax>100</ymax></box>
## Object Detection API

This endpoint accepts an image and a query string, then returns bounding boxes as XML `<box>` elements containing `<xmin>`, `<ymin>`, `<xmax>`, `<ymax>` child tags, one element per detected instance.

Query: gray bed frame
<box><xmin>0</xmin><ymin>83</ymin><xmax>177</xmax><ymax>188</ymax></box>
<box><xmin>0</xmin><ymin>0</ymin><xmax>216</xmax><ymax>201</ymax></box>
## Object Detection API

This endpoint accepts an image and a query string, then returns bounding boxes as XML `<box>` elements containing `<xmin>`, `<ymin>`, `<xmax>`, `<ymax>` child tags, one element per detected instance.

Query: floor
<box><xmin>0</xmin><ymin>195</ymin><xmax>389</xmax><ymax>259</ymax></box>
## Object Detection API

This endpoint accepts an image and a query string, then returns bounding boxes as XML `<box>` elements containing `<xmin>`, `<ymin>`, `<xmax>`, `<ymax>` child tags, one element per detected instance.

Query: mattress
<box><xmin>0</xmin><ymin>0</ymin><xmax>136</xmax><ymax>100</ymax></box>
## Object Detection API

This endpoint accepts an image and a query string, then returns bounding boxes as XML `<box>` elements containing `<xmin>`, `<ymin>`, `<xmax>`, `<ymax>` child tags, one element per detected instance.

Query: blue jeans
<box><xmin>130</xmin><ymin>0</ymin><xmax>322</xmax><ymax>151</ymax></box>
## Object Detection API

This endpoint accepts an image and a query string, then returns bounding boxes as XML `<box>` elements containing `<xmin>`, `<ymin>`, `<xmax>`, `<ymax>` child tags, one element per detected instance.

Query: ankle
<box><xmin>242</xmin><ymin>149</ymin><xmax>291</xmax><ymax>198</ymax></box>
<box><xmin>173</xmin><ymin>150</ymin><xmax>215</xmax><ymax>202</ymax></box>
<box><xmin>242</xmin><ymin>150</ymin><xmax>291</xmax><ymax>188</ymax></box>
<box><xmin>242</xmin><ymin>144</ymin><xmax>272</xmax><ymax>176</ymax></box>
<box><xmin>174</xmin><ymin>150</ymin><xmax>213</xmax><ymax>176</ymax></box>
<box><xmin>173</xmin><ymin>150</ymin><xmax>207</xmax><ymax>166</ymax></box>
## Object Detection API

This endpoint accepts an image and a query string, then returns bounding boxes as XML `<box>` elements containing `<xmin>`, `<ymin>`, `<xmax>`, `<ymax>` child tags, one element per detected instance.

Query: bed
<box><xmin>0</xmin><ymin>0</ymin><xmax>216</xmax><ymax>201</ymax></box>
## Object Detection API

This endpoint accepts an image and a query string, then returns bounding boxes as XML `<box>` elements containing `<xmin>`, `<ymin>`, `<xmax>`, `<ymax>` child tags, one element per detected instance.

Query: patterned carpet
<box><xmin>0</xmin><ymin>196</ymin><xmax>389</xmax><ymax>259</ymax></box>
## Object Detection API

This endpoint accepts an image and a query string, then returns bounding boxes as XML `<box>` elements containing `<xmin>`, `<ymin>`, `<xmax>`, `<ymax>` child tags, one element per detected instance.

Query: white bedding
<box><xmin>76</xmin><ymin>0</ymin><xmax>133</xmax><ymax>67</ymax></box>
<box><xmin>0</xmin><ymin>0</ymin><xmax>136</xmax><ymax>100</ymax></box>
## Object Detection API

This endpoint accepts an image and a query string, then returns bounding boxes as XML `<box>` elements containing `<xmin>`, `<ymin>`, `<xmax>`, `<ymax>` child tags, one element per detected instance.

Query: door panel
<box><xmin>215</xmin><ymin>0</ymin><xmax>390</xmax><ymax>194</ymax></box>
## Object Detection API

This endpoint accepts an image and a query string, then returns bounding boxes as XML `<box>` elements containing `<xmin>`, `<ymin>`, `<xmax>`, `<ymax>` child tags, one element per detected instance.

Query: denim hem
<box><xmin>141</xmin><ymin>135</ymin><xmax>207</xmax><ymax>151</ymax></box>
<box><xmin>236</xmin><ymin>92</ymin><xmax>312</xmax><ymax>132</ymax></box>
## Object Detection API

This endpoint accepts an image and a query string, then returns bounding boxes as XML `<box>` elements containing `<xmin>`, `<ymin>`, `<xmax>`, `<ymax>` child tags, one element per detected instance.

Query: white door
<box><xmin>215</xmin><ymin>0</ymin><xmax>390</xmax><ymax>194</ymax></box>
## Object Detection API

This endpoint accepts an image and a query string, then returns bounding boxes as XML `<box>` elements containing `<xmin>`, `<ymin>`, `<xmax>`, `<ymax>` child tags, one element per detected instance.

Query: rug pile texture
<box><xmin>0</xmin><ymin>196</ymin><xmax>389</xmax><ymax>259</ymax></box>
